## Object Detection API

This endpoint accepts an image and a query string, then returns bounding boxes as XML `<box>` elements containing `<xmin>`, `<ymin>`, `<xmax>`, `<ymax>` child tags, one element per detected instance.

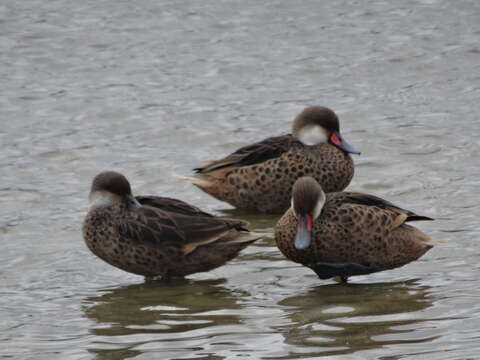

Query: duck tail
<box><xmin>412</xmin><ymin>227</ymin><xmax>447</xmax><ymax>247</ymax></box>
<box><xmin>423</xmin><ymin>236</ymin><xmax>448</xmax><ymax>247</ymax></box>
<box><xmin>174</xmin><ymin>173</ymin><xmax>214</xmax><ymax>188</ymax></box>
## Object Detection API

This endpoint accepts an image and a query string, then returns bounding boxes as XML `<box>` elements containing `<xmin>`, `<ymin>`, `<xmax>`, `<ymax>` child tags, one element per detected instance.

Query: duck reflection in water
<box><xmin>275</xmin><ymin>279</ymin><xmax>437</xmax><ymax>357</ymax></box>
<box><xmin>83</xmin><ymin>279</ymin><xmax>247</xmax><ymax>360</ymax></box>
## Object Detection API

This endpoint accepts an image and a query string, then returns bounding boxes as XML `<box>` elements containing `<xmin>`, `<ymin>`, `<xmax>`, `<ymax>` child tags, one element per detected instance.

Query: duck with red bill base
<box><xmin>294</xmin><ymin>214</ymin><xmax>313</xmax><ymax>249</ymax></box>
<box><xmin>275</xmin><ymin>176</ymin><xmax>442</xmax><ymax>283</ymax></box>
<box><xmin>330</xmin><ymin>131</ymin><xmax>361</xmax><ymax>155</ymax></box>
<box><xmin>180</xmin><ymin>106</ymin><xmax>359</xmax><ymax>213</ymax></box>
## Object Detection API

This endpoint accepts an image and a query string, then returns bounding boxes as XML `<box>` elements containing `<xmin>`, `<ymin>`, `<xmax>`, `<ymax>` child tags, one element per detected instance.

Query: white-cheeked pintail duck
<box><xmin>275</xmin><ymin>177</ymin><xmax>440</xmax><ymax>283</ymax></box>
<box><xmin>180</xmin><ymin>106</ymin><xmax>360</xmax><ymax>214</ymax></box>
<box><xmin>82</xmin><ymin>171</ymin><xmax>262</xmax><ymax>280</ymax></box>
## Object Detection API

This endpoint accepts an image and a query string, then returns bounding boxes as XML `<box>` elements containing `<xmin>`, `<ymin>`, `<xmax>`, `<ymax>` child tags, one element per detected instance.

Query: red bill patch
<box><xmin>306</xmin><ymin>215</ymin><xmax>313</xmax><ymax>232</ymax></box>
<box><xmin>330</xmin><ymin>133</ymin><xmax>341</xmax><ymax>145</ymax></box>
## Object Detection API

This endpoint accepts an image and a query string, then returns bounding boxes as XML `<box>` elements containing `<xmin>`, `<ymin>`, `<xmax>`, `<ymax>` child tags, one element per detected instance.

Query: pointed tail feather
<box><xmin>423</xmin><ymin>236</ymin><xmax>448</xmax><ymax>246</ymax></box>
<box><xmin>174</xmin><ymin>173</ymin><xmax>213</xmax><ymax>188</ymax></box>
<box><xmin>406</xmin><ymin>215</ymin><xmax>435</xmax><ymax>222</ymax></box>
<box><xmin>414</xmin><ymin>229</ymin><xmax>447</xmax><ymax>247</ymax></box>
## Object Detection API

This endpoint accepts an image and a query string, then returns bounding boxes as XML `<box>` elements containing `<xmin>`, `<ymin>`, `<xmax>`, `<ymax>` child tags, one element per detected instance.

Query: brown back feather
<box><xmin>327</xmin><ymin>192</ymin><xmax>434</xmax><ymax>222</ymax></box>
<box><xmin>194</xmin><ymin>135</ymin><xmax>299</xmax><ymax>173</ymax></box>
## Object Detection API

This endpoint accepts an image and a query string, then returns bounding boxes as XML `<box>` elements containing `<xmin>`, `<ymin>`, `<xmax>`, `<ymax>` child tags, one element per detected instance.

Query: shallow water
<box><xmin>1</xmin><ymin>0</ymin><xmax>480</xmax><ymax>359</ymax></box>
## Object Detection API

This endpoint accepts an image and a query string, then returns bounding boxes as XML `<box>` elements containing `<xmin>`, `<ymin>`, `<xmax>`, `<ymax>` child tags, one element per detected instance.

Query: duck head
<box><xmin>89</xmin><ymin>171</ymin><xmax>142</xmax><ymax>209</ymax></box>
<box><xmin>292</xmin><ymin>106</ymin><xmax>361</xmax><ymax>155</ymax></box>
<box><xmin>291</xmin><ymin>176</ymin><xmax>326</xmax><ymax>250</ymax></box>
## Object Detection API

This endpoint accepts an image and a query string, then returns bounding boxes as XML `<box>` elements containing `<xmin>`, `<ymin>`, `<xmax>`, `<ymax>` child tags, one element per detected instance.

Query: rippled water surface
<box><xmin>1</xmin><ymin>0</ymin><xmax>480</xmax><ymax>359</ymax></box>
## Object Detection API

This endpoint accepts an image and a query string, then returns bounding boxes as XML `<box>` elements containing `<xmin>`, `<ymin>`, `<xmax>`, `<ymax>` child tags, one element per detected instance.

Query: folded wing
<box><xmin>118</xmin><ymin>201</ymin><xmax>260</xmax><ymax>255</ymax></box>
<box><xmin>136</xmin><ymin>196</ymin><xmax>213</xmax><ymax>217</ymax></box>
<box><xmin>338</xmin><ymin>192</ymin><xmax>434</xmax><ymax>223</ymax></box>
<box><xmin>194</xmin><ymin>135</ymin><xmax>299</xmax><ymax>173</ymax></box>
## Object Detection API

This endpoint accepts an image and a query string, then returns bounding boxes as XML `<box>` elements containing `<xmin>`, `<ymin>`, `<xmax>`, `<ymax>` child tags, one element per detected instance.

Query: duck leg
<box><xmin>332</xmin><ymin>275</ymin><xmax>348</xmax><ymax>283</ymax></box>
<box><xmin>145</xmin><ymin>269</ymin><xmax>171</xmax><ymax>282</ymax></box>
<box><xmin>310</xmin><ymin>261</ymin><xmax>374</xmax><ymax>280</ymax></box>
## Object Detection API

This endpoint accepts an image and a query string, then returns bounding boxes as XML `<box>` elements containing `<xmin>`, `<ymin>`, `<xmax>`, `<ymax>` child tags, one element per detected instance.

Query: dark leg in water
<box><xmin>333</xmin><ymin>275</ymin><xmax>348</xmax><ymax>283</ymax></box>
<box><xmin>311</xmin><ymin>261</ymin><xmax>374</xmax><ymax>282</ymax></box>
<box><xmin>145</xmin><ymin>270</ymin><xmax>171</xmax><ymax>282</ymax></box>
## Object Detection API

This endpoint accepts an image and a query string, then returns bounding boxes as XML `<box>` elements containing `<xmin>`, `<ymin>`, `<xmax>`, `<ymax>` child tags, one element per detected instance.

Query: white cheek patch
<box><xmin>297</xmin><ymin>125</ymin><xmax>328</xmax><ymax>146</ymax></box>
<box><xmin>89</xmin><ymin>191</ymin><xmax>118</xmax><ymax>208</ymax></box>
<box><xmin>312</xmin><ymin>193</ymin><xmax>326</xmax><ymax>220</ymax></box>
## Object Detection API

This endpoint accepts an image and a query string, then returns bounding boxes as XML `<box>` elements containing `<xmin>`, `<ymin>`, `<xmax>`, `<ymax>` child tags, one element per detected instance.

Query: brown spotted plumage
<box><xmin>82</xmin><ymin>171</ymin><xmax>262</xmax><ymax>279</ymax></box>
<box><xmin>180</xmin><ymin>106</ymin><xmax>360</xmax><ymax>214</ymax></box>
<box><xmin>275</xmin><ymin>177</ymin><xmax>439</xmax><ymax>282</ymax></box>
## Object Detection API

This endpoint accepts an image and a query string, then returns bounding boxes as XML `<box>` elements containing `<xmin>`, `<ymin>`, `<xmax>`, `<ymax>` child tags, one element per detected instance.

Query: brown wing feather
<box><xmin>194</xmin><ymin>135</ymin><xmax>300</xmax><ymax>173</ymax></box>
<box><xmin>167</xmin><ymin>213</ymin><xmax>249</xmax><ymax>243</ymax></box>
<box><xmin>118</xmin><ymin>204</ymin><xmax>250</xmax><ymax>248</ymax></box>
<box><xmin>117</xmin><ymin>206</ymin><xmax>186</xmax><ymax>246</ymax></box>
<box><xmin>136</xmin><ymin>196</ymin><xmax>213</xmax><ymax>217</ymax></box>
<box><xmin>329</xmin><ymin>192</ymin><xmax>434</xmax><ymax>222</ymax></box>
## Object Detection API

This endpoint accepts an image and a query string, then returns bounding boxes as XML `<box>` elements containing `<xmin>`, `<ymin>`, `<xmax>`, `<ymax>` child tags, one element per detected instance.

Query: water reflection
<box><xmin>83</xmin><ymin>279</ymin><xmax>247</xmax><ymax>360</ymax></box>
<box><xmin>218</xmin><ymin>207</ymin><xmax>279</xmax><ymax>233</ymax></box>
<box><xmin>275</xmin><ymin>280</ymin><xmax>436</xmax><ymax>358</ymax></box>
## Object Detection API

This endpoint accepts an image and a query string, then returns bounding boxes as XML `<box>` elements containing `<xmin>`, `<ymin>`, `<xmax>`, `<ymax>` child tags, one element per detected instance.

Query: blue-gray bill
<box><xmin>331</xmin><ymin>131</ymin><xmax>361</xmax><ymax>155</ymax></box>
<box><xmin>294</xmin><ymin>216</ymin><xmax>312</xmax><ymax>249</ymax></box>
<box><xmin>127</xmin><ymin>195</ymin><xmax>142</xmax><ymax>209</ymax></box>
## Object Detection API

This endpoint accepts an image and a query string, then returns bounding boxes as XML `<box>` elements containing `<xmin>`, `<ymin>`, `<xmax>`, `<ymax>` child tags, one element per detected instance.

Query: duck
<box><xmin>82</xmin><ymin>171</ymin><xmax>263</xmax><ymax>280</ymax></box>
<box><xmin>180</xmin><ymin>106</ymin><xmax>360</xmax><ymax>214</ymax></box>
<box><xmin>275</xmin><ymin>176</ymin><xmax>439</xmax><ymax>283</ymax></box>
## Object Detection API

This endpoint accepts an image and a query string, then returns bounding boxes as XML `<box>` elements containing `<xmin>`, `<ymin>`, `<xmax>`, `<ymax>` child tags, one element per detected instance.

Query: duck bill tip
<box><xmin>127</xmin><ymin>195</ymin><xmax>142</xmax><ymax>209</ymax></box>
<box><xmin>294</xmin><ymin>215</ymin><xmax>312</xmax><ymax>249</ymax></box>
<box><xmin>331</xmin><ymin>131</ymin><xmax>361</xmax><ymax>155</ymax></box>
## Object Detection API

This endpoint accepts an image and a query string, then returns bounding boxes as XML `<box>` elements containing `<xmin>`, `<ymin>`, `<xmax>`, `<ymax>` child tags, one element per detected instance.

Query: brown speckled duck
<box><xmin>82</xmin><ymin>171</ymin><xmax>262</xmax><ymax>280</ymax></box>
<box><xmin>275</xmin><ymin>177</ymin><xmax>439</xmax><ymax>283</ymax></box>
<box><xmin>180</xmin><ymin>106</ymin><xmax>360</xmax><ymax>214</ymax></box>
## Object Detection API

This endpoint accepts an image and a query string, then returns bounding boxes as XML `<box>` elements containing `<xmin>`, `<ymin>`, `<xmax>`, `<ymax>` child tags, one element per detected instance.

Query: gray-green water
<box><xmin>1</xmin><ymin>0</ymin><xmax>480</xmax><ymax>359</ymax></box>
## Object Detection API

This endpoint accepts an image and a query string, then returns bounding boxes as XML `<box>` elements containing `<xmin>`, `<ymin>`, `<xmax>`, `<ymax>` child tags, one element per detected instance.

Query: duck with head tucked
<box><xmin>180</xmin><ymin>106</ymin><xmax>360</xmax><ymax>214</ymax></box>
<box><xmin>82</xmin><ymin>171</ymin><xmax>262</xmax><ymax>280</ymax></box>
<box><xmin>275</xmin><ymin>177</ymin><xmax>439</xmax><ymax>283</ymax></box>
